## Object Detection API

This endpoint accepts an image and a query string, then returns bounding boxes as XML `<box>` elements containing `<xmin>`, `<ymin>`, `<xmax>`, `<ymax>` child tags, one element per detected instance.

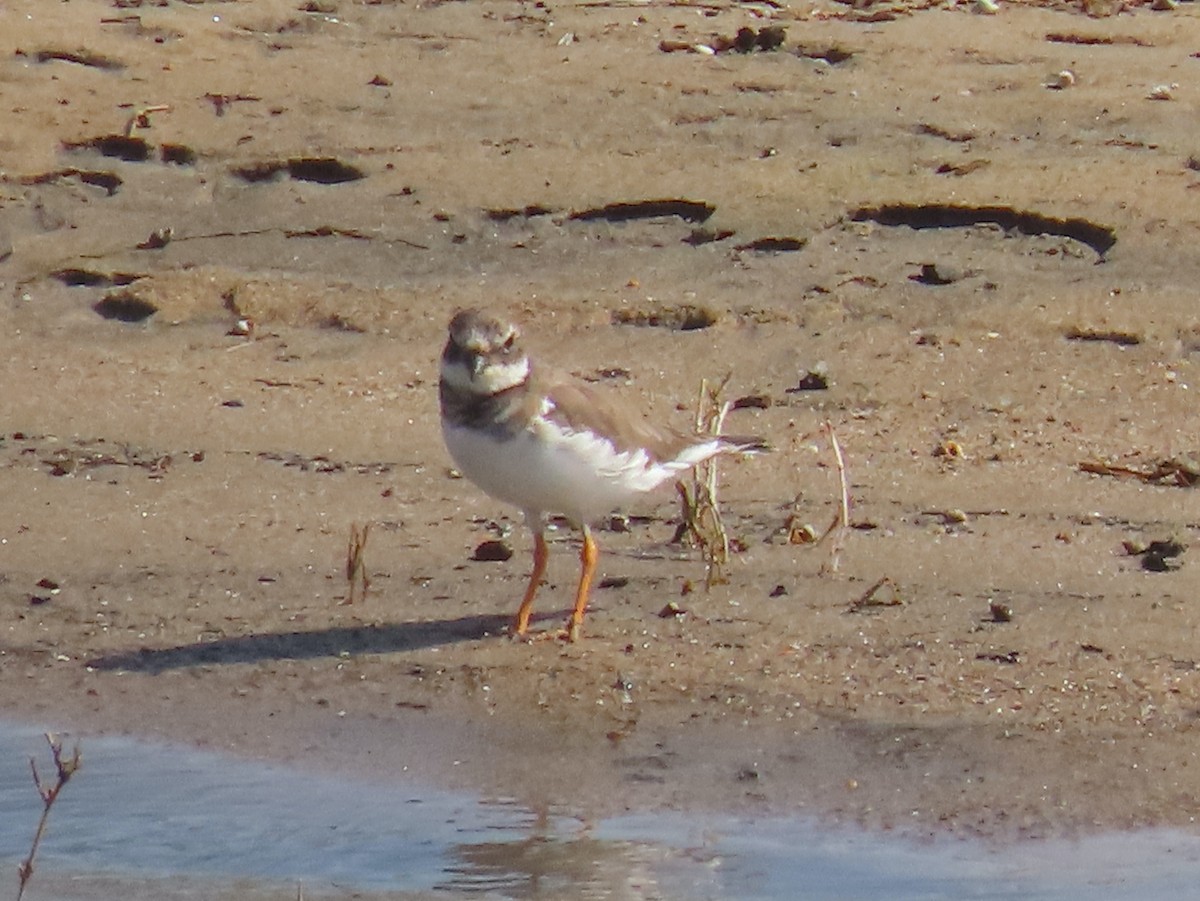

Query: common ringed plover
<box><xmin>439</xmin><ymin>308</ymin><xmax>767</xmax><ymax>641</ymax></box>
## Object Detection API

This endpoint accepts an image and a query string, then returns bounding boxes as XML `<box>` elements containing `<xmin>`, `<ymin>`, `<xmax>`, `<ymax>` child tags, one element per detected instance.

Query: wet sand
<box><xmin>4</xmin><ymin>0</ymin><xmax>1200</xmax><ymax>841</ymax></box>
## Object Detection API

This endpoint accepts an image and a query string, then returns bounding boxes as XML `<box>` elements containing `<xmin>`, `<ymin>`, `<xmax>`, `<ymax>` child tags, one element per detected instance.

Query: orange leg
<box><xmin>512</xmin><ymin>529</ymin><xmax>549</xmax><ymax>637</ymax></box>
<box><xmin>566</xmin><ymin>525</ymin><xmax>599</xmax><ymax>643</ymax></box>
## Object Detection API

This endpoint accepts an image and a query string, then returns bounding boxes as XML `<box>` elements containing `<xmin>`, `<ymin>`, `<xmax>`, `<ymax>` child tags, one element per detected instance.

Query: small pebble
<box><xmin>1045</xmin><ymin>70</ymin><xmax>1076</xmax><ymax>90</ymax></box>
<box><xmin>989</xmin><ymin>600</ymin><xmax>1014</xmax><ymax>623</ymax></box>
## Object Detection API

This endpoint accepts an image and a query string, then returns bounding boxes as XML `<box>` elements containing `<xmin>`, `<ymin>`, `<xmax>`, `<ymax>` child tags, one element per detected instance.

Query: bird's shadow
<box><xmin>86</xmin><ymin>613</ymin><xmax>517</xmax><ymax>675</ymax></box>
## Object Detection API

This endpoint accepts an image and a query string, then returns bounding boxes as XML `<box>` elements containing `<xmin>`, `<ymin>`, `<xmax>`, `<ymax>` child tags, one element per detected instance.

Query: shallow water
<box><xmin>3</xmin><ymin>722</ymin><xmax>1200</xmax><ymax>900</ymax></box>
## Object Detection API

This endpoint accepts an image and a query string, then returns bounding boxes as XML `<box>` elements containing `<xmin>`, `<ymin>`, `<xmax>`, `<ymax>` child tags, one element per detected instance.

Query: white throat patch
<box><xmin>478</xmin><ymin>356</ymin><xmax>530</xmax><ymax>394</ymax></box>
<box><xmin>441</xmin><ymin>355</ymin><xmax>530</xmax><ymax>396</ymax></box>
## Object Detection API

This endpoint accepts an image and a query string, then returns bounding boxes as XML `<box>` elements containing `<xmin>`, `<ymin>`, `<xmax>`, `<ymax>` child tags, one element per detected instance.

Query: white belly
<box><xmin>442</xmin><ymin>419</ymin><xmax>710</xmax><ymax>524</ymax></box>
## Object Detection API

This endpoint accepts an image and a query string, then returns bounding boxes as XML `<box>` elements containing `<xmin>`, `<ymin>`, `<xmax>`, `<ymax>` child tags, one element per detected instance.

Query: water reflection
<box><xmin>3</xmin><ymin>722</ymin><xmax>1200</xmax><ymax>900</ymax></box>
<box><xmin>440</xmin><ymin>803</ymin><xmax>671</xmax><ymax>897</ymax></box>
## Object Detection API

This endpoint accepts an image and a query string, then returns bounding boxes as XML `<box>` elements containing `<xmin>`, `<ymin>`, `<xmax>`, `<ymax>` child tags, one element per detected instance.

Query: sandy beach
<box><xmin>4</xmin><ymin>0</ymin><xmax>1200</xmax><ymax>842</ymax></box>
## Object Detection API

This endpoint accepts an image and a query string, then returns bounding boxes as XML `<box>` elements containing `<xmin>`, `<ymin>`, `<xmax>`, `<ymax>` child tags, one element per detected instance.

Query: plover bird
<box><xmin>439</xmin><ymin>308</ymin><xmax>767</xmax><ymax>642</ymax></box>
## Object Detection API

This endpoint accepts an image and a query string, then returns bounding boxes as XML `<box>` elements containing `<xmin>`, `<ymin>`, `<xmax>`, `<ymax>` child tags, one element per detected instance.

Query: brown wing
<box><xmin>537</xmin><ymin>366</ymin><xmax>732</xmax><ymax>463</ymax></box>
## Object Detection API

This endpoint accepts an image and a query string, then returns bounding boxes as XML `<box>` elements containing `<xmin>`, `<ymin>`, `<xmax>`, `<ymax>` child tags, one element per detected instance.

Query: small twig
<box><xmin>123</xmin><ymin>104</ymin><xmax>170</xmax><ymax>137</ymax></box>
<box><xmin>1080</xmin><ymin>457</ymin><xmax>1200</xmax><ymax>487</ymax></box>
<box><xmin>344</xmin><ymin>522</ymin><xmax>372</xmax><ymax>604</ymax></box>
<box><xmin>672</xmin><ymin>481</ymin><xmax>705</xmax><ymax>547</ymax></box>
<box><xmin>17</xmin><ymin>733</ymin><xmax>82</xmax><ymax>901</ymax></box>
<box><xmin>848</xmin><ymin>576</ymin><xmax>902</xmax><ymax>613</ymax></box>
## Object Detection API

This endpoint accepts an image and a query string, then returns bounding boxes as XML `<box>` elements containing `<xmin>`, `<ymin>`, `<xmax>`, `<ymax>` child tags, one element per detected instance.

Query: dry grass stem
<box><xmin>345</xmin><ymin>522</ymin><xmax>372</xmax><ymax>604</ymax></box>
<box><xmin>816</xmin><ymin>421</ymin><xmax>851</xmax><ymax>574</ymax></box>
<box><xmin>17</xmin><ymin>733</ymin><xmax>82</xmax><ymax>901</ymax></box>
<box><xmin>672</xmin><ymin>374</ymin><xmax>735</xmax><ymax>589</ymax></box>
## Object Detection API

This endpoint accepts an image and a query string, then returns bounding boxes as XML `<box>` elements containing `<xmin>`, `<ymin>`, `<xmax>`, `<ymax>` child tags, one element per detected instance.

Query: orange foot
<box><xmin>510</xmin><ymin>625</ymin><xmax>576</xmax><ymax>643</ymax></box>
